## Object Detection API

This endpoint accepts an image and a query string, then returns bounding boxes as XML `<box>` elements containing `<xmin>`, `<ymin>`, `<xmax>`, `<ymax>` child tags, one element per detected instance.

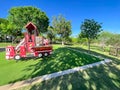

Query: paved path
<box><xmin>0</xmin><ymin>48</ymin><xmax>5</xmax><ymax>52</ymax></box>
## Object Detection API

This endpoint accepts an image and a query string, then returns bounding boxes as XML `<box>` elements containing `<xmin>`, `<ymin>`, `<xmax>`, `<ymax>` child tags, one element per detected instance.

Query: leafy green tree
<box><xmin>0</xmin><ymin>20</ymin><xmax>19</xmax><ymax>42</ymax></box>
<box><xmin>80</xmin><ymin>19</ymin><xmax>102</xmax><ymax>51</ymax></box>
<box><xmin>47</xmin><ymin>26</ymin><xmax>56</xmax><ymax>43</ymax></box>
<box><xmin>0</xmin><ymin>21</ymin><xmax>17</xmax><ymax>35</ymax></box>
<box><xmin>52</xmin><ymin>15</ymin><xmax>72</xmax><ymax>45</ymax></box>
<box><xmin>0</xmin><ymin>18</ymin><xmax>8</xmax><ymax>24</ymax></box>
<box><xmin>8</xmin><ymin>6</ymin><xmax>49</xmax><ymax>35</ymax></box>
<box><xmin>0</xmin><ymin>18</ymin><xmax>8</xmax><ymax>33</ymax></box>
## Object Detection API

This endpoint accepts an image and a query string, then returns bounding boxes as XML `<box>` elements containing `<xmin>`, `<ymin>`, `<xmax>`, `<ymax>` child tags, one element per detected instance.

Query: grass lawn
<box><xmin>18</xmin><ymin>46</ymin><xmax>120</xmax><ymax>90</ymax></box>
<box><xmin>70</xmin><ymin>45</ymin><xmax>120</xmax><ymax>60</ymax></box>
<box><xmin>0</xmin><ymin>45</ymin><xmax>102</xmax><ymax>86</ymax></box>
<box><xmin>18</xmin><ymin>60</ymin><xmax>120</xmax><ymax>90</ymax></box>
<box><xmin>0</xmin><ymin>42</ymin><xmax>16</xmax><ymax>47</ymax></box>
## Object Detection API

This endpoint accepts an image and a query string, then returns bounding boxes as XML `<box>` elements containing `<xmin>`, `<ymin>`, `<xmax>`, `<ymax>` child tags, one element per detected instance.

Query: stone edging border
<box><xmin>0</xmin><ymin>59</ymin><xmax>112</xmax><ymax>90</ymax></box>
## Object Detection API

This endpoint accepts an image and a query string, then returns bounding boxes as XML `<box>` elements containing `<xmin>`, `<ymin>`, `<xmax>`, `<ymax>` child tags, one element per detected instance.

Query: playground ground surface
<box><xmin>18</xmin><ymin>46</ymin><xmax>120</xmax><ymax>90</ymax></box>
<box><xmin>0</xmin><ymin>43</ymin><xmax>120</xmax><ymax>90</ymax></box>
<box><xmin>0</xmin><ymin>44</ymin><xmax>103</xmax><ymax>86</ymax></box>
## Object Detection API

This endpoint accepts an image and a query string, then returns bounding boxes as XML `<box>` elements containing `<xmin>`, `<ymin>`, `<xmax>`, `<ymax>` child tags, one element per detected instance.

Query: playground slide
<box><xmin>15</xmin><ymin>38</ymin><xmax>25</xmax><ymax>51</ymax></box>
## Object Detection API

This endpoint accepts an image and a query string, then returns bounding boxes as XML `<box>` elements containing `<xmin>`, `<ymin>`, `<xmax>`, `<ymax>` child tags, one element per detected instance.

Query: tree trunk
<box><xmin>62</xmin><ymin>40</ymin><xmax>64</xmax><ymax>45</ymax></box>
<box><xmin>12</xmin><ymin>36</ymin><xmax>14</xmax><ymax>44</ymax></box>
<box><xmin>88</xmin><ymin>39</ymin><xmax>90</xmax><ymax>53</ymax></box>
<box><xmin>50</xmin><ymin>38</ymin><xmax>52</xmax><ymax>44</ymax></box>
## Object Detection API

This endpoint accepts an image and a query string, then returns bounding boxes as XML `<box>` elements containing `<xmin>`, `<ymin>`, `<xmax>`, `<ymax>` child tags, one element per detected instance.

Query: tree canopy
<box><xmin>0</xmin><ymin>18</ymin><xmax>8</xmax><ymax>34</ymax></box>
<box><xmin>80</xmin><ymin>19</ymin><xmax>102</xmax><ymax>51</ymax></box>
<box><xmin>0</xmin><ymin>18</ymin><xmax>21</xmax><ymax>36</ymax></box>
<box><xmin>52</xmin><ymin>15</ymin><xmax>72</xmax><ymax>45</ymax></box>
<box><xmin>47</xmin><ymin>26</ymin><xmax>56</xmax><ymax>43</ymax></box>
<box><xmin>8</xmin><ymin>6</ymin><xmax>49</xmax><ymax>34</ymax></box>
<box><xmin>0</xmin><ymin>18</ymin><xmax>8</xmax><ymax>24</ymax></box>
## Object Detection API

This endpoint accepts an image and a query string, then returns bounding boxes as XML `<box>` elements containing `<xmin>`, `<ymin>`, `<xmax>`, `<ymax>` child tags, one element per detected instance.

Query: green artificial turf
<box><xmin>0</xmin><ymin>45</ymin><xmax>102</xmax><ymax>86</ymax></box>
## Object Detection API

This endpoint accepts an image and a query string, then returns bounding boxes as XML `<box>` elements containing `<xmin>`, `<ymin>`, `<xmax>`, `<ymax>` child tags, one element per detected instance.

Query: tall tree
<box><xmin>0</xmin><ymin>18</ymin><xmax>17</xmax><ymax>41</ymax></box>
<box><xmin>0</xmin><ymin>19</ymin><xmax>18</xmax><ymax>36</ymax></box>
<box><xmin>52</xmin><ymin>15</ymin><xmax>72</xmax><ymax>45</ymax></box>
<box><xmin>80</xmin><ymin>19</ymin><xmax>102</xmax><ymax>51</ymax></box>
<box><xmin>0</xmin><ymin>18</ymin><xmax>8</xmax><ymax>33</ymax></box>
<box><xmin>0</xmin><ymin>18</ymin><xmax>7</xmax><ymax>41</ymax></box>
<box><xmin>47</xmin><ymin>26</ymin><xmax>55</xmax><ymax>43</ymax></box>
<box><xmin>8</xmin><ymin>6</ymin><xmax>49</xmax><ymax>35</ymax></box>
<box><xmin>0</xmin><ymin>18</ymin><xmax>8</xmax><ymax>24</ymax></box>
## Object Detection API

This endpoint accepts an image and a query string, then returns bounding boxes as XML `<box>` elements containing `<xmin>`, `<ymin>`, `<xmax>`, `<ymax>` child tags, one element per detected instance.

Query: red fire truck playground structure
<box><xmin>6</xmin><ymin>22</ymin><xmax>53</xmax><ymax>60</ymax></box>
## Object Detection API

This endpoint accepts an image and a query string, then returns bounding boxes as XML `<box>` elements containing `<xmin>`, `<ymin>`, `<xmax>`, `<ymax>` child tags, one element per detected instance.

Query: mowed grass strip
<box><xmin>18</xmin><ymin>62</ymin><xmax>120</xmax><ymax>90</ymax></box>
<box><xmin>17</xmin><ymin>46</ymin><xmax>120</xmax><ymax>90</ymax></box>
<box><xmin>0</xmin><ymin>42</ymin><xmax>17</xmax><ymax>47</ymax></box>
<box><xmin>0</xmin><ymin>45</ymin><xmax>102</xmax><ymax>86</ymax></box>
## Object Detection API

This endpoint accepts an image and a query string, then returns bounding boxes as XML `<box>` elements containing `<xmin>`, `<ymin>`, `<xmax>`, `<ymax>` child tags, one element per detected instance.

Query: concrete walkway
<box><xmin>0</xmin><ymin>48</ymin><xmax>5</xmax><ymax>52</ymax></box>
<box><xmin>0</xmin><ymin>59</ymin><xmax>112</xmax><ymax>90</ymax></box>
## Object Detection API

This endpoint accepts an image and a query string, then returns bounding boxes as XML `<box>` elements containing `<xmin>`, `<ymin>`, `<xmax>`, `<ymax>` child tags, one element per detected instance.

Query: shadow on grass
<box><xmin>70</xmin><ymin>47</ymin><xmax>120</xmax><ymax>64</ymax></box>
<box><xmin>8</xmin><ymin>47</ymin><xmax>101</xmax><ymax>84</ymax></box>
<box><xmin>28</xmin><ymin>62</ymin><xmax>120</xmax><ymax>90</ymax></box>
<box><xmin>25</xmin><ymin>47</ymin><xmax>120</xmax><ymax>90</ymax></box>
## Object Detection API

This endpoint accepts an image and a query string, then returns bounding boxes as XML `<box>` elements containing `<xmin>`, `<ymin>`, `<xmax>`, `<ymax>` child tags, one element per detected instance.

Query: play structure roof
<box><xmin>25</xmin><ymin>22</ymin><xmax>37</xmax><ymax>31</ymax></box>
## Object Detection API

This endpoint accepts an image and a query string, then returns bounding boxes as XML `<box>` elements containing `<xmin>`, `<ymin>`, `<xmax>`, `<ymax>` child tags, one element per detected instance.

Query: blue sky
<box><xmin>0</xmin><ymin>0</ymin><xmax>120</xmax><ymax>36</ymax></box>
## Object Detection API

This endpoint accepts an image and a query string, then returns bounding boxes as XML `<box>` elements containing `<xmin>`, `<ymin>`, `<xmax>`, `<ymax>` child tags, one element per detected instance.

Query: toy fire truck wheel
<box><xmin>44</xmin><ymin>53</ymin><xmax>48</xmax><ymax>56</ymax></box>
<box><xmin>38</xmin><ymin>53</ymin><xmax>42</xmax><ymax>57</ymax></box>
<box><xmin>14</xmin><ymin>55</ymin><xmax>21</xmax><ymax>60</ymax></box>
<box><xmin>49</xmin><ymin>52</ymin><xmax>52</xmax><ymax>54</ymax></box>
